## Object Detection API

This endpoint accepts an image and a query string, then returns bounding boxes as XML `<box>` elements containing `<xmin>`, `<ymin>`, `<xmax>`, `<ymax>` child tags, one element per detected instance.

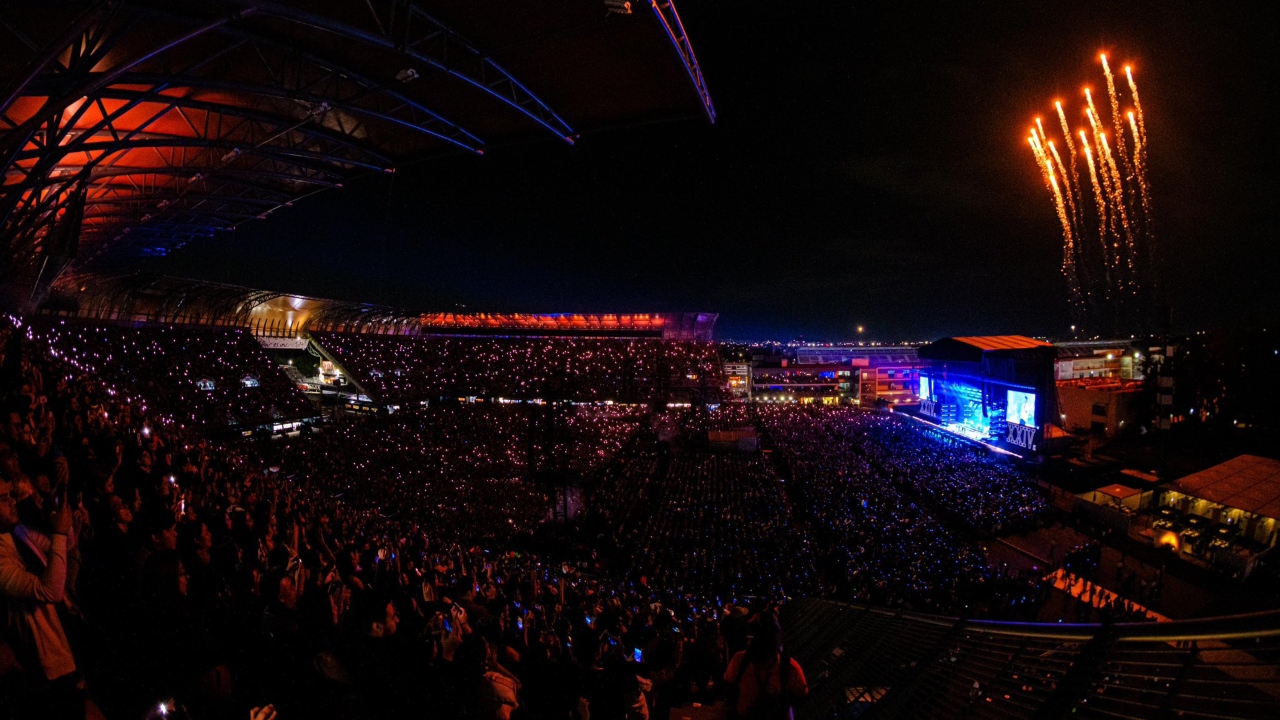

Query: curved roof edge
<box><xmin>40</xmin><ymin>272</ymin><xmax>717</xmax><ymax>341</ymax></box>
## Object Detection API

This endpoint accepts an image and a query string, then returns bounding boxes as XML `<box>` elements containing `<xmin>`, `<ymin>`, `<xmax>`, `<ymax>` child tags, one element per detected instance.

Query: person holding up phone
<box><xmin>0</xmin><ymin>479</ymin><xmax>103</xmax><ymax>718</ymax></box>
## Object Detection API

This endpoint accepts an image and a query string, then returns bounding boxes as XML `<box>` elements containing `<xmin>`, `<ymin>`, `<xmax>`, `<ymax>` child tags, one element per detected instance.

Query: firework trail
<box><xmin>1027</xmin><ymin>54</ymin><xmax>1156</xmax><ymax>334</ymax></box>
<box><xmin>1084</xmin><ymin>104</ymin><xmax>1120</xmax><ymax>252</ymax></box>
<box><xmin>1055</xmin><ymin>101</ymin><xmax>1081</xmax><ymax>221</ymax></box>
<box><xmin>1125</xmin><ymin>66</ymin><xmax>1147</xmax><ymax>144</ymax></box>
<box><xmin>1127</xmin><ymin>110</ymin><xmax>1151</xmax><ymax>221</ymax></box>
<box><xmin>1048</xmin><ymin>149</ymin><xmax>1084</xmax><ymax>310</ymax></box>
<box><xmin>1046</xmin><ymin>139</ymin><xmax>1080</xmax><ymax>250</ymax></box>
<box><xmin>1124</xmin><ymin>66</ymin><xmax>1155</xmax><ymax>297</ymax></box>
<box><xmin>1046</xmin><ymin>141</ymin><xmax>1073</xmax><ymax>216</ymax></box>
<box><xmin>1099</xmin><ymin>131</ymin><xmax>1134</xmax><ymax>280</ymax></box>
<box><xmin>1028</xmin><ymin>134</ymin><xmax>1052</xmax><ymax>193</ymax></box>
<box><xmin>1030</xmin><ymin>131</ymin><xmax>1084</xmax><ymax>311</ymax></box>
<box><xmin>1103</xmin><ymin>55</ymin><xmax>1142</xmax><ymax>293</ymax></box>
<box><xmin>1101</xmin><ymin>55</ymin><xmax>1136</xmax><ymax>202</ymax></box>
<box><xmin>1125</xmin><ymin>66</ymin><xmax>1154</xmax><ymax>231</ymax></box>
<box><xmin>1082</xmin><ymin>98</ymin><xmax>1112</xmax><ymax>209</ymax></box>
<box><xmin>1079</xmin><ymin>134</ymin><xmax>1112</xmax><ymax>288</ymax></box>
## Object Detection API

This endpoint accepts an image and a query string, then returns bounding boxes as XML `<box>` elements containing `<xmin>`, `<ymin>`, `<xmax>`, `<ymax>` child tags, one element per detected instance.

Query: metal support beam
<box><xmin>0</xmin><ymin>1</ymin><xmax>112</xmax><ymax>118</ymax></box>
<box><xmin>82</xmin><ymin>72</ymin><xmax>479</xmax><ymax>152</ymax></box>
<box><xmin>647</xmin><ymin>0</ymin><xmax>716</xmax><ymax>123</ymax></box>
<box><xmin>216</xmin><ymin>0</ymin><xmax>576</xmax><ymax>143</ymax></box>
<box><xmin>12</xmin><ymin>137</ymin><xmax>383</xmax><ymax>175</ymax></box>
<box><xmin>0</xmin><ymin>7</ymin><xmax>259</xmax><ymax>161</ymax></box>
<box><xmin>89</xmin><ymin>87</ymin><xmax>396</xmax><ymax>166</ymax></box>
<box><xmin>88</xmin><ymin>165</ymin><xmax>342</xmax><ymax>188</ymax></box>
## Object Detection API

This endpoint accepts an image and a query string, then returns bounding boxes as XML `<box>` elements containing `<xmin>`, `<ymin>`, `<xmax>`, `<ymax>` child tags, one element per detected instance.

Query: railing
<box><xmin>782</xmin><ymin>598</ymin><xmax>1280</xmax><ymax>720</ymax></box>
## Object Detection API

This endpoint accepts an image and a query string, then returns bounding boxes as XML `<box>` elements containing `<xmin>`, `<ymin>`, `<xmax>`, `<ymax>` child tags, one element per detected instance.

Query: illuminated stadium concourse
<box><xmin>1</xmin><ymin>4</ymin><xmax>1279</xmax><ymax>720</ymax></box>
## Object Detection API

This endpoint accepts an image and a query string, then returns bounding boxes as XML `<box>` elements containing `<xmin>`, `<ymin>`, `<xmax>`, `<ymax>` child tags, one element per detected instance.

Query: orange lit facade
<box><xmin>415</xmin><ymin>312</ymin><xmax>716</xmax><ymax>341</ymax></box>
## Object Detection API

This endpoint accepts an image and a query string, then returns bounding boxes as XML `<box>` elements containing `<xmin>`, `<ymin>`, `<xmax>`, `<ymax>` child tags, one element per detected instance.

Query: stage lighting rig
<box><xmin>605</xmin><ymin>1</ymin><xmax>632</xmax><ymax>15</ymax></box>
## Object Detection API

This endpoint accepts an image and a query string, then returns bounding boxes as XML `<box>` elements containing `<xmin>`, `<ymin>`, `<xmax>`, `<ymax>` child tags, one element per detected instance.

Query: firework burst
<box><xmin>1026</xmin><ymin>53</ymin><xmax>1157</xmax><ymax>334</ymax></box>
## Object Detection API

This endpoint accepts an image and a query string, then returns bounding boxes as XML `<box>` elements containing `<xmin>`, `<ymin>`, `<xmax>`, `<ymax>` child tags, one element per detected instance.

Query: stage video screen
<box><xmin>1006</xmin><ymin>390</ymin><xmax>1036</xmax><ymax>428</ymax></box>
<box><xmin>919</xmin><ymin>376</ymin><xmax>932</xmax><ymax>400</ymax></box>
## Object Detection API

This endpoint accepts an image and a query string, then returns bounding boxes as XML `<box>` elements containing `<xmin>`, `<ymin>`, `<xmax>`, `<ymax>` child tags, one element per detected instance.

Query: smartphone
<box><xmin>632</xmin><ymin>648</ymin><xmax>643</xmax><ymax>663</ymax></box>
<box><xmin>443</xmin><ymin>617</ymin><xmax>453</xmax><ymax>633</ymax></box>
<box><xmin>517</xmin><ymin>618</ymin><xmax>524</xmax><ymax>631</ymax></box>
<box><xmin>585</xmin><ymin>616</ymin><xmax>594</xmax><ymax>627</ymax></box>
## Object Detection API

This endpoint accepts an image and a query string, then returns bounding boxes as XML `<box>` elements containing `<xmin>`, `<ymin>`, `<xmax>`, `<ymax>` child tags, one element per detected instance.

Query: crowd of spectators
<box><xmin>845</xmin><ymin>413</ymin><xmax>1047</xmax><ymax>535</ymax></box>
<box><xmin>313</xmin><ymin>333</ymin><xmax>722</xmax><ymax>404</ymax></box>
<box><xmin>754</xmin><ymin>406</ymin><xmax>1048</xmax><ymax>615</ymax></box>
<box><xmin>27</xmin><ymin>320</ymin><xmax>315</xmax><ymax>433</ymax></box>
<box><xmin>0</xmin><ymin>319</ymin><xmax>807</xmax><ymax>720</ymax></box>
<box><xmin>588</xmin><ymin>449</ymin><xmax>814</xmax><ymax>602</ymax></box>
<box><xmin>760</xmin><ymin>406</ymin><xmax>988</xmax><ymax>611</ymax></box>
<box><xmin>252</xmin><ymin>403</ymin><xmax>647</xmax><ymax>548</ymax></box>
<box><xmin>0</xmin><ymin>318</ymin><xmax>1069</xmax><ymax>720</ymax></box>
<box><xmin>577</xmin><ymin>404</ymin><xmax>1050</xmax><ymax>617</ymax></box>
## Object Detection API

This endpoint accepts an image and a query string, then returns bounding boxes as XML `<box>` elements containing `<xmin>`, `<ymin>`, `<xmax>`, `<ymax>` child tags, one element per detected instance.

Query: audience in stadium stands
<box><xmin>28</xmin><ymin>320</ymin><xmax>315</xmax><ymax>433</ymax></box>
<box><xmin>313</xmin><ymin>332</ymin><xmax>723</xmax><ymax>404</ymax></box>
<box><xmin>0</xmin><ymin>317</ymin><xmax>1063</xmax><ymax>720</ymax></box>
<box><xmin>588</xmin><ymin>448</ymin><xmax>815</xmax><ymax>601</ymax></box>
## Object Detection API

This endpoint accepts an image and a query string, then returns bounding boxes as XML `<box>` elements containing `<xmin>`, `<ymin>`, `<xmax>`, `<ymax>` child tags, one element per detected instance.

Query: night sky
<box><xmin>154</xmin><ymin>1</ymin><xmax>1279</xmax><ymax>342</ymax></box>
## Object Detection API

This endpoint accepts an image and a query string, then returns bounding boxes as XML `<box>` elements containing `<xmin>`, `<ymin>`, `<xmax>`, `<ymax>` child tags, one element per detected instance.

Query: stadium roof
<box><xmin>1172</xmin><ymin>455</ymin><xmax>1280</xmax><ymax>520</ymax></box>
<box><xmin>918</xmin><ymin>335</ymin><xmax>1055</xmax><ymax>363</ymax></box>
<box><xmin>1054</xmin><ymin>338</ymin><xmax>1142</xmax><ymax>358</ymax></box>
<box><xmin>949</xmin><ymin>335</ymin><xmax>1053</xmax><ymax>351</ymax></box>
<box><xmin>0</xmin><ymin>0</ymin><xmax>715</xmax><ymax>304</ymax></box>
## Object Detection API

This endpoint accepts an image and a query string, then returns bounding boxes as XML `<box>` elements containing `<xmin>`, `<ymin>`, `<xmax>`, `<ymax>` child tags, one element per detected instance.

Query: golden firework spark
<box><xmin>1055</xmin><ymin>101</ymin><xmax>1080</xmax><ymax>213</ymax></box>
<box><xmin>1079</xmin><ymin>134</ymin><xmax>1111</xmax><ymax>277</ymax></box>
<box><xmin>1125</xmin><ymin>66</ymin><xmax>1154</xmax><ymax>230</ymax></box>
<box><xmin>1102</xmin><ymin>55</ymin><xmax>1135</xmax><ymax>195</ymax></box>
<box><xmin>1047</xmin><ymin>140</ymin><xmax>1077</xmax><ymax>228</ymax></box>
<box><xmin>1128</xmin><ymin>110</ymin><xmax>1152</xmax><ymax>219</ymax></box>
<box><xmin>1029</xmin><ymin>130</ymin><xmax>1083</xmax><ymax>305</ymax></box>
<box><xmin>1098</xmin><ymin>131</ymin><xmax>1134</xmax><ymax>279</ymax></box>
<box><xmin>1125</xmin><ymin>65</ymin><xmax>1146</xmax><ymax>144</ymax></box>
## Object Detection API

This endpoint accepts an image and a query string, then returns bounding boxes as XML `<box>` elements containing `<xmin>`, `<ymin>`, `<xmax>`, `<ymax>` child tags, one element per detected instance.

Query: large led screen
<box><xmin>1006</xmin><ymin>390</ymin><xmax>1037</xmax><ymax>428</ymax></box>
<box><xmin>919</xmin><ymin>376</ymin><xmax>932</xmax><ymax>400</ymax></box>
